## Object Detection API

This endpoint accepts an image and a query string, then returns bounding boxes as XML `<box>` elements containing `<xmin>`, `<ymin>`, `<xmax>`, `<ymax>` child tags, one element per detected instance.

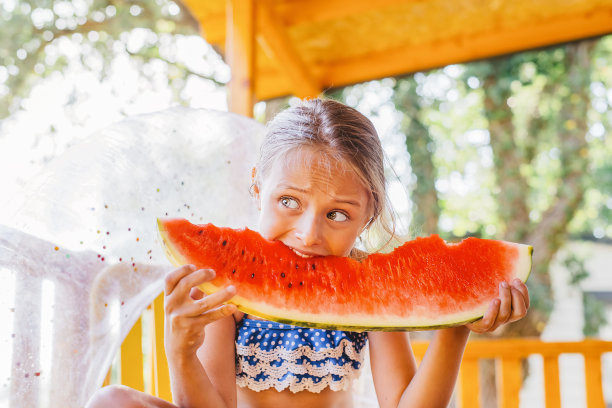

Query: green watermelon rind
<box><xmin>157</xmin><ymin>219</ymin><xmax>533</xmax><ymax>332</ymax></box>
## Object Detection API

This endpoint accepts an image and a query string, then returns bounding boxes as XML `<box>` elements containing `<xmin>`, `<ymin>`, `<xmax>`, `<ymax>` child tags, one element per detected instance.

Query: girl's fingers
<box><xmin>192</xmin><ymin>285</ymin><xmax>236</xmax><ymax>315</ymax></box>
<box><xmin>164</xmin><ymin>264</ymin><xmax>196</xmax><ymax>295</ymax></box>
<box><xmin>467</xmin><ymin>298</ymin><xmax>500</xmax><ymax>333</ymax></box>
<box><xmin>508</xmin><ymin>286</ymin><xmax>528</xmax><ymax>322</ymax></box>
<box><xmin>190</xmin><ymin>287</ymin><xmax>205</xmax><ymax>300</ymax></box>
<box><xmin>180</xmin><ymin>285</ymin><xmax>236</xmax><ymax>317</ymax></box>
<box><xmin>495</xmin><ymin>282</ymin><xmax>512</xmax><ymax>325</ymax></box>
<box><xmin>192</xmin><ymin>304</ymin><xmax>238</xmax><ymax>325</ymax></box>
<box><xmin>512</xmin><ymin>279</ymin><xmax>530</xmax><ymax>310</ymax></box>
<box><xmin>172</xmin><ymin>269</ymin><xmax>216</xmax><ymax>298</ymax></box>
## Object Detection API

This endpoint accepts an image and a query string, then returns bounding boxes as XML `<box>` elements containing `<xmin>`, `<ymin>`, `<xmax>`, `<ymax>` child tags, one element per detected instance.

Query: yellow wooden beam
<box><xmin>276</xmin><ymin>0</ymin><xmax>407</xmax><ymax>26</ymax></box>
<box><xmin>199</xmin><ymin>13</ymin><xmax>225</xmax><ymax>44</ymax></box>
<box><xmin>226</xmin><ymin>0</ymin><xmax>255</xmax><ymax>117</ymax></box>
<box><xmin>257</xmin><ymin>0</ymin><xmax>320</xmax><ymax>99</ymax></box>
<box><xmin>410</xmin><ymin>338</ymin><xmax>612</xmax><ymax>358</ymax></box>
<box><xmin>189</xmin><ymin>0</ymin><xmax>408</xmax><ymax>45</ymax></box>
<box><xmin>254</xmin><ymin>9</ymin><xmax>612</xmax><ymax>101</ymax></box>
<box><xmin>324</xmin><ymin>9</ymin><xmax>612</xmax><ymax>86</ymax></box>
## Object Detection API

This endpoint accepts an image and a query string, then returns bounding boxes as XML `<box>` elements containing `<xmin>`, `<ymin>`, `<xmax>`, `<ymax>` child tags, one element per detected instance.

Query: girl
<box><xmin>87</xmin><ymin>98</ymin><xmax>529</xmax><ymax>408</ymax></box>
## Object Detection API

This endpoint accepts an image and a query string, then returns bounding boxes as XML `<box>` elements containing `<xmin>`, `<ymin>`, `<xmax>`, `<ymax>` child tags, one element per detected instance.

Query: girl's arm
<box><xmin>369</xmin><ymin>328</ymin><xmax>469</xmax><ymax>408</ymax></box>
<box><xmin>164</xmin><ymin>265</ymin><xmax>238</xmax><ymax>408</ymax></box>
<box><xmin>370</xmin><ymin>279</ymin><xmax>529</xmax><ymax>408</ymax></box>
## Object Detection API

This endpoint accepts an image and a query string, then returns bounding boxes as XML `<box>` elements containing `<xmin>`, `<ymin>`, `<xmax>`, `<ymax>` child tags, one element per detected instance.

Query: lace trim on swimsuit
<box><xmin>235</xmin><ymin>318</ymin><xmax>368</xmax><ymax>393</ymax></box>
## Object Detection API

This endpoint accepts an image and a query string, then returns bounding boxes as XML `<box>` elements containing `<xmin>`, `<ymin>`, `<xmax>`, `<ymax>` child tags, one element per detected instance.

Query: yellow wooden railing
<box><xmin>106</xmin><ymin>292</ymin><xmax>612</xmax><ymax>408</ymax></box>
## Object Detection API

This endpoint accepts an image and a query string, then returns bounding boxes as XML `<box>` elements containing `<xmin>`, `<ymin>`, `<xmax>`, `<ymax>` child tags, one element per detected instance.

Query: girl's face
<box><xmin>257</xmin><ymin>148</ymin><xmax>372</xmax><ymax>258</ymax></box>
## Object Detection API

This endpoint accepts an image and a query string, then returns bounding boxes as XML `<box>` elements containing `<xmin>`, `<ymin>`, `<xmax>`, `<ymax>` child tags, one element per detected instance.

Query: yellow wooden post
<box><xmin>584</xmin><ymin>353</ymin><xmax>605</xmax><ymax>408</ymax></box>
<box><xmin>152</xmin><ymin>292</ymin><xmax>172</xmax><ymax>401</ymax></box>
<box><xmin>226</xmin><ymin>0</ymin><xmax>255</xmax><ymax>117</ymax></box>
<box><xmin>257</xmin><ymin>0</ymin><xmax>320</xmax><ymax>99</ymax></box>
<box><xmin>121</xmin><ymin>317</ymin><xmax>144</xmax><ymax>391</ymax></box>
<box><xmin>458</xmin><ymin>358</ymin><xmax>480</xmax><ymax>408</ymax></box>
<box><xmin>102</xmin><ymin>369</ymin><xmax>111</xmax><ymax>387</ymax></box>
<box><xmin>496</xmin><ymin>357</ymin><xmax>521</xmax><ymax>408</ymax></box>
<box><xmin>542</xmin><ymin>356</ymin><xmax>561</xmax><ymax>408</ymax></box>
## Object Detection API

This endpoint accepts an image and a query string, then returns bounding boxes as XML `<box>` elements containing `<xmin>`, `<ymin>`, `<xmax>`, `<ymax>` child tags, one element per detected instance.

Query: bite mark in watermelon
<box><xmin>157</xmin><ymin>218</ymin><xmax>532</xmax><ymax>331</ymax></box>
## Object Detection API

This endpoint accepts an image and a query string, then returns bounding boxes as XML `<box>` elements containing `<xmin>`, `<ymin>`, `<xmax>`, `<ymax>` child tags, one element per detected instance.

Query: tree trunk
<box><xmin>393</xmin><ymin>78</ymin><xmax>440</xmax><ymax>236</ymax></box>
<box><xmin>476</xmin><ymin>40</ymin><xmax>595</xmax><ymax>407</ymax></box>
<box><xmin>482</xmin><ymin>59</ymin><xmax>532</xmax><ymax>243</ymax></box>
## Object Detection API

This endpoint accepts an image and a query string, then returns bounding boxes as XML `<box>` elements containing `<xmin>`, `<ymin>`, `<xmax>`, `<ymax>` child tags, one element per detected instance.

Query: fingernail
<box><xmin>501</xmin><ymin>281</ymin><xmax>508</xmax><ymax>289</ymax></box>
<box><xmin>227</xmin><ymin>285</ymin><xmax>236</xmax><ymax>293</ymax></box>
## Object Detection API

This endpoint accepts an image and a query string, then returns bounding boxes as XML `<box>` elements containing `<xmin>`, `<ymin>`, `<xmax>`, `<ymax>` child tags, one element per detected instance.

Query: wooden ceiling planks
<box><xmin>181</xmin><ymin>0</ymin><xmax>612</xmax><ymax>104</ymax></box>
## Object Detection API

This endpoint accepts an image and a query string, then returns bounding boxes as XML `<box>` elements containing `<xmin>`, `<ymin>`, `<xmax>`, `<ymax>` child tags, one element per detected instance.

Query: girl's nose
<box><xmin>294</xmin><ymin>213</ymin><xmax>322</xmax><ymax>246</ymax></box>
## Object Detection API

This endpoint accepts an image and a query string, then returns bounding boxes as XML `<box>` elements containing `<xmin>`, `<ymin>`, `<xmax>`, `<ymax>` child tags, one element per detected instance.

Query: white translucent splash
<box><xmin>0</xmin><ymin>107</ymin><xmax>263</xmax><ymax>407</ymax></box>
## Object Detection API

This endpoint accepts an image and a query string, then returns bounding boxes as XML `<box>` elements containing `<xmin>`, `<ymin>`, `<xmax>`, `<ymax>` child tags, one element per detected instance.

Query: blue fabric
<box><xmin>235</xmin><ymin>317</ymin><xmax>368</xmax><ymax>393</ymax></box>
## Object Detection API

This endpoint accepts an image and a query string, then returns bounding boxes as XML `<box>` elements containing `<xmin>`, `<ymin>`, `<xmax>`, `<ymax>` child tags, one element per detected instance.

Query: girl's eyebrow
<box><xmin>277</xmin><ymin>183</ymin><xmax>310</xmax><ymax>194</ymax></box>
<box><xmin>277</xmin><ymin>183</ymin><xmax>362</xmax><ymax>208</ymax></box>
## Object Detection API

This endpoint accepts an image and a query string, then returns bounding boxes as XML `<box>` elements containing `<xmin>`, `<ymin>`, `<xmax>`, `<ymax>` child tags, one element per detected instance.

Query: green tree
<box><xmin>387</xmin><ymin>37</ymin><xmax>612</xmax><ymax>338</ymax></box>
<box><xmin>384</xmin><ymin>37</ymin><xmax>610</xmax><ymax>407</ymax></box>
<box><xmin>0</xmin><ymin>0</ymin><xmax>223</xmax><ymax>120</ymax></box>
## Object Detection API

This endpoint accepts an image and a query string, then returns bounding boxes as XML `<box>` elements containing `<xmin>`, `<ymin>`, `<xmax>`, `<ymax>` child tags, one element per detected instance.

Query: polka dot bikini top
<box><xmin>235</xmin><ymin>317</ymin><xmax>369</xmax><ymax>393</ymax></box>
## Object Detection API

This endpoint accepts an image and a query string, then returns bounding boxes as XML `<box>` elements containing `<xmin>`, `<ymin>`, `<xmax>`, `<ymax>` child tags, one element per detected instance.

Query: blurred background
<box><xmin>1</xmin><ymin>1</ymin><xmax>611</xmax><ymax>407</ymax></box>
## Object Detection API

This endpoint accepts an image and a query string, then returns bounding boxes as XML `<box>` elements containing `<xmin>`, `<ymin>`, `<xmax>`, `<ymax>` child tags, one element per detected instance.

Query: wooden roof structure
<box><xmin>181</xmin><ymin>0</ymin><xmax>612</xmax><ymax>116</ymax></box>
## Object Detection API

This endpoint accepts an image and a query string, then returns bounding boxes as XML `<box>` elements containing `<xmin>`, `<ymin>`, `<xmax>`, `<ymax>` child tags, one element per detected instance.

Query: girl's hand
<box><xmin>465</xmin><ymin>279</ymin><xmax>529</xmax><ymax>334</ymax></box>
<box><xmin>164</xmin><ymin>264</ymin><xmax>237</xmax><ymax>358</ymax></box>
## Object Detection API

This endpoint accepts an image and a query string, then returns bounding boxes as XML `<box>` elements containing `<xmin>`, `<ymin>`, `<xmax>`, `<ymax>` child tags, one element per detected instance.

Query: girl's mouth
<box><xmin>290</xmin><ymin>247</ymin><xmax>317</xmax><ymax>258</ymax></box>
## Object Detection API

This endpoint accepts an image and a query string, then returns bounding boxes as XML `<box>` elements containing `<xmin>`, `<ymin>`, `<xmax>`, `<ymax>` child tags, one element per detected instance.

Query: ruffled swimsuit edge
<box><xmin>235</xmin><ymin>317</ymin><xmax>368</xmax><ymax>393</ymax></box>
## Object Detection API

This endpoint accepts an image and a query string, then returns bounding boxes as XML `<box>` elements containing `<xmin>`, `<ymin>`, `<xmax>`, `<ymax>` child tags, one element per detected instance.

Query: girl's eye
<box><xmin>327</xmin><ymin>211</ymin><xmax>348</xmax><ymax>222</ymax></box>
<box><xmin>280</xmin><ymin>197</ymin><xmax>299</xmax><ymax>209</ymax></box>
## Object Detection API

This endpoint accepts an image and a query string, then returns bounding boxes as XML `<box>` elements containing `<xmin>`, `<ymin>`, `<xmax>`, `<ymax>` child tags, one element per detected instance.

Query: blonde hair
<box><xmin>254</xmin><ymin>98</ymin><xmax>398</xmax><ymax>252</ymax></box>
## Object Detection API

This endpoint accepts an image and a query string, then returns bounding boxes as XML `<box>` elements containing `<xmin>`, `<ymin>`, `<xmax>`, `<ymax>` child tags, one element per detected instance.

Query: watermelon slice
<box><xmin>157</xmin><ymin>218</ymin><xmax>532</xmax><ymax>331</ymax></box>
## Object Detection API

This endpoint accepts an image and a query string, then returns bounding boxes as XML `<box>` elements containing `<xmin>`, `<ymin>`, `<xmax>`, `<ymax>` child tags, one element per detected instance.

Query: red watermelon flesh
<box><xmin>157</xmin><ymin>218</ymin><xmax>532</xmax><ymax>331</ymax></box>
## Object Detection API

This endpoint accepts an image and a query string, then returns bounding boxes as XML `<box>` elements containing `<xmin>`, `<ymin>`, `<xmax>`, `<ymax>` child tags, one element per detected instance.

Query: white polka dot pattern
<box><xmin>235</xmin><ymin>318</ymin><xmax>368</xmax><ymax>393</ymax></box>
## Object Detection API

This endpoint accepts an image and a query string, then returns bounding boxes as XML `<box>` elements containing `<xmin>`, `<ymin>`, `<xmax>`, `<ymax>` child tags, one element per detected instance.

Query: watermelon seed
<box><xmin>241</xmin><ymin>249</ymin><xmax>245</xmax><ymax>255</ymax></box>
<box><xmin>252</xmin><ymin>256</ymin><xmax>256</xmax><ymax>262</ymax></box>
<box><xmin>281</xmin><ymin>273</ymin><xmax>285</xmax><ymax>278</ymax></box>
<box><xmin>300</xmin><ymin>281</ymin><xmax>303</xmax><ymax>286</ymax></box>
<box><xmin>288</xmin><ymin>283</ymin><xmax>292</xmax><ymax>288</ymax></box>
<box><xmin>295</xmin><ymin>264</ymin><xmax>299</xmax><ymax>269</ymax></box>
<box><xmin>232</xmin><ymin>269</ymin><xmax>236</xmax><ymax>274</ymax></box>
<box><xmin>198</xmin><ymin>230</ymin><xmax>203</xmax><ymax>235</ymax></box>
<box><xmin>222</xmin><ymin>240</ymin><xmax>227</xmax><ymax>246</ymax></box>
<box><xmin>251</xmin><ymin>273</ymin><xmax>254</xmax><ymax>278</ymax></box>
<box><xmin>311</xmin><ymin>264</ymin><xmax>316</xmax><ymax>270</ymax></box>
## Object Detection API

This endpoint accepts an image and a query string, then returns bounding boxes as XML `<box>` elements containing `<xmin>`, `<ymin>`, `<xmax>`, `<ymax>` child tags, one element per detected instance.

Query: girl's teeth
<box><xmin>292</xmin><ymin>248</ymin><xmax>313</xmax><ymax>258</ymax></box>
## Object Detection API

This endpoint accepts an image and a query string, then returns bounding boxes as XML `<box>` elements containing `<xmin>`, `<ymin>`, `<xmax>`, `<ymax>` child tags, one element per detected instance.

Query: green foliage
<box><xmin>347</xmin><ymin>36</ymin><xmax>612</xmax><ymax>336</ymax></box>
<box><xmin>582</xmin><ymin>293</ymin><xmax>608</xmax><ymax>337</ymax></box>
<box><xmin>0</xmin><ymin>0</ymin><xmax>223</xmax><ymax>119</ymax></box>
<box><xmin>562</xmin><ymin>253</ymin><xmax>590</xmax><ymax>285</ymax></box>
<box><xmin>561</xmin><ymin>252</ymin><xmax>609</xmax><ymax>337</ymax></box>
